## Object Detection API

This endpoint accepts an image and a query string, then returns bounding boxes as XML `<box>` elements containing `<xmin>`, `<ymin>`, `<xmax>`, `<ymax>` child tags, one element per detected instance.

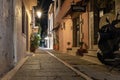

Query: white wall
<box><xmin>48</xmin><ymin>10</ymin><xmax>54</xmax><ymax>49</ymax></box>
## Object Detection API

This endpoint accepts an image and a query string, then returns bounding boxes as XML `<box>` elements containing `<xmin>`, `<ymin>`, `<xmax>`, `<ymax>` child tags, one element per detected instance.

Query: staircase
<box><xmin>81</xmin><ymin>45</ymin><xmax>103</xmax><ymax>65</ymax></box>
<box><xmin>67</xmin><ymin>47</ymin><xmax>80</xmax><ymax>56</ymax></box>
<box><xmin>67</xmin><ymin>45</ymin><xmax>102</xmax><ymax>65</ymax></box>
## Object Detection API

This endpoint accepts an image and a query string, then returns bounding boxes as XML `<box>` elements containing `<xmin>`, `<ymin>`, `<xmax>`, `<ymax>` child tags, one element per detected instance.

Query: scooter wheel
<box><xmin>97</xmin><ymin>52</ymin><xmax>111</xmax><ymax>65</ymax></box>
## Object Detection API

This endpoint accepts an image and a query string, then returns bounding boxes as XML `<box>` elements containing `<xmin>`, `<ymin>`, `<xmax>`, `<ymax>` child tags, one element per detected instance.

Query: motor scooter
<box><xmin>97</xmin><ymin>13</ymin><xmax>120</xmax><ymax>66</ymax></box>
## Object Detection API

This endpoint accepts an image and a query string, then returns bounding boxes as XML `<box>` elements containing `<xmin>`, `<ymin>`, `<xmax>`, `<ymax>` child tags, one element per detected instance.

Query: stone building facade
<box><xmin>48</xmin><ymin>0</ymin><xmax>120</xmax><ymax>56</ymax></box>
<box><xmin>0</xmin><ymin>0</ymin><xmax>37</xmax><ymax>77</ymax></box>
<box><xmin>52</xmin><ymin>0</ymin><xmax>89</xmax><ymax>54</ymax></box>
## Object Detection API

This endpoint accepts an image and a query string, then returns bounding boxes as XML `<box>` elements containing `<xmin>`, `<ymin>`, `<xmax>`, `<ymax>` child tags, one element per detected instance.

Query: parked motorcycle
<box><xmin>97</xmin><ymin>13</ymin><xmax>120</xmax><ymax>66</ymax></box>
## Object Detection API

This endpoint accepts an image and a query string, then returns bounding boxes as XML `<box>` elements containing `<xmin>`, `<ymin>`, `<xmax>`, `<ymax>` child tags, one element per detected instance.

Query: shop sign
<box><xmin>71</xmin><ymin>5</ymin><xmax>86</xmax><ymax>12</ymax></box>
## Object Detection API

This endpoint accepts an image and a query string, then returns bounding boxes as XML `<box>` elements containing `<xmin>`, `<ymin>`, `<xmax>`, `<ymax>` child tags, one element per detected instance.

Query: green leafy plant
<box><xmin>30</xmin><ymin>33</ymin><xmax>40</xmax><ymax>52</ymax></box>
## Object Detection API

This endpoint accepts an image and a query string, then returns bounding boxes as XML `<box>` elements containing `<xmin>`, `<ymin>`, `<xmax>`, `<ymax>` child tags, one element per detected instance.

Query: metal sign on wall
<box><xmin>71</xmin><ymin>5</ymin><xmax>86</xmax><ymax>12</ymax></box>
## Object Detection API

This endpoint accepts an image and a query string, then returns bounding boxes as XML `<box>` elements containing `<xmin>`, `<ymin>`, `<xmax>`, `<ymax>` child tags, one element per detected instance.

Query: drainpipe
<box><xmin>88</xmin><ymin>1</ymin><xmax>91</xmax><ymax>49</ymax></box>
<box><xmin>79</xmin><ymin>14</ymin><xmax>83</xmax><ymax>42</ymax></box>
<box><xmin>88</xmin><ymin>1</ymin><xmax>94</xmax><ymax>50</ymax></box>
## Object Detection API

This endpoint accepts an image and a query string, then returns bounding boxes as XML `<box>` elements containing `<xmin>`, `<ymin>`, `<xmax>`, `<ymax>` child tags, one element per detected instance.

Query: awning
<box><xmin>52</xmin><ymin>24</ymin><xmax>60</xmax><ymax>31</ymax></box>
<box><xmin>80</xmin><ymin>0</ymin><xmax>89</xmax><ymax>6</ymax></box>
<box><xmin>62</xmin><ymin>0</ymin><xmax>89</xmax><ymax>18</ymax></box>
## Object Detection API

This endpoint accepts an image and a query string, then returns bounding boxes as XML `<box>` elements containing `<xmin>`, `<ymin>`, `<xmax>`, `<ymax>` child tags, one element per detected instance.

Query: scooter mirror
<box><xmin>116</xmin><ymin>11</ymin><xmax>120</xmax><ymax>20</ymax></box>
<box><xmin>106</xmin><ymin>16</ymin><xmax>110</xmax><ymax>24</ymax></box>
<box><xmin>117</xmin><ymin>10</ymin><xmax>120</xmax><ymax>15</ymax></box>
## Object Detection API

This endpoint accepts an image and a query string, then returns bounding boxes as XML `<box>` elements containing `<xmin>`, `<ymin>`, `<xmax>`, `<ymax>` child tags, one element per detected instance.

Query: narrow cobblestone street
<box><xmin>46</xmin><ymin>49</ymin><xmax>120</xmax><ymax>80</ymax></box>
<box><xmin>11</xmin><ymin>49</ymin><xmax>86</xmax><ymax>80</ymax></box>
<box><xmin>10</xmin><ymin>48</ymin><xmax>120</xmax><ymax>80</ymax></box>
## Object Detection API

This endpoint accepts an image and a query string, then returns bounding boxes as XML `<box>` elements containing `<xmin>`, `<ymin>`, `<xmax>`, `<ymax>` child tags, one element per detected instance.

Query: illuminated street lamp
<box><xmin>36</xmin><ymin>10</ymin><xmax>42</xmax><ymax>47</ymax></box>
<box><xmin>36</xmin><ymin>10</ymin><xmax>42</xmax><ymax>18</ymax></box>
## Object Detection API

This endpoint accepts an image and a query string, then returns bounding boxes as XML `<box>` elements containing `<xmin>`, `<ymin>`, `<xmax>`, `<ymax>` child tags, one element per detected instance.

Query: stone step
<box><xmin>67</xmin><ymin>51</ymin><xmax>77</xmax><ymax>56</ymax></box>
<box><xmin>67</xmin><ymin>47</ymin><xmax>80</xmax><ymax>56</ymax></box>
<box><xmin>71</xmin><ymin>47</ymin><xmax>80</xmax><ymax>51</ymax></box>
<box><xmin>93</xmin><ymin>45</ymin><xmax>98</xmax><ymax>49</ymax></box>
<box><xmin>81</xmin><ymin>54</ymin><xmax>103</xmax><ymax>65</ymax></box>
<box><xmin>87</xmin><ymin>50</ymin><xmax>97</xmax><ymax>57</ymax></box>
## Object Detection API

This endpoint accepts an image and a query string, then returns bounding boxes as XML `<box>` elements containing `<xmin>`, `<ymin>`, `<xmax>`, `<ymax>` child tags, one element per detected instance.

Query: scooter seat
<box><xmin>114</xmin><ymin>50</ymin><xmax>120</xmax><ymax>54</ymax></box>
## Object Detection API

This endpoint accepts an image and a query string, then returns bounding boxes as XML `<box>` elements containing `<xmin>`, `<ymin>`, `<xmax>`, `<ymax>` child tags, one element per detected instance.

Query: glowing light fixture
<box><xmin>36</xmin><ymin>11</ymin><xmax>42</xmax><ymax>18</ymax></box>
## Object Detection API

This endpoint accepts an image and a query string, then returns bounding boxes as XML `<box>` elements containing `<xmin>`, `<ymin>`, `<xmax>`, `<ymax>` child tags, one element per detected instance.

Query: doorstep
<box><xmin>80</xmin><ymin>49</ymin><xmax>103</xmax><ymax>65</ymax></box>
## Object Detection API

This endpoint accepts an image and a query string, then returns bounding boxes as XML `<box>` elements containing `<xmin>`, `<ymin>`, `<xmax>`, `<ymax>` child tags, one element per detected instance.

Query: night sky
<box><xmin>37</xmin><ymin>0</ymin><xmax>52</xmax><ymax>37</ymax></box>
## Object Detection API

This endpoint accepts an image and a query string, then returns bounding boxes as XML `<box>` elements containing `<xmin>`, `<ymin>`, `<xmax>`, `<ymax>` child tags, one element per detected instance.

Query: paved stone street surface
<box><xmin>11</xmin><ymin>49</ymin><xmax>85</xmax><ymax>80</ymax></box>
<box><xmin>47</xmin><ymin>49</ymin><xmax>120</xmax><ymax>80</ymax></box>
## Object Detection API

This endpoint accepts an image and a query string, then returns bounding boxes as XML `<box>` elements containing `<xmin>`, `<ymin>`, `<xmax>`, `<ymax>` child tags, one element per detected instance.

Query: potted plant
<box><xmin>76</xmin><ymin>42</ymin><xmax>88</xmax><ymax>56</ymax></box>
<box><xmin>53</xmin><ymin>43</ymin><xmax>59</xmax><ymax>50</ymax></box>
<box><xmin>30</xmin><ymin>33</ymin><xmax>40</xmax><ymax>52</ymax></box>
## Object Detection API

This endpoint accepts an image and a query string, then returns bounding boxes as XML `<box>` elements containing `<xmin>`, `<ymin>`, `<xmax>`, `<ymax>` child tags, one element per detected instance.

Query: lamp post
<box><xmin>36</xmin><ymin>10</ymin><xmax>42</xmax><ymax>31</ymax></box>
<box><xmin>36</xmin><ymin>10</ymin><xmax>42</xmax><ymax>46</ymax></box>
